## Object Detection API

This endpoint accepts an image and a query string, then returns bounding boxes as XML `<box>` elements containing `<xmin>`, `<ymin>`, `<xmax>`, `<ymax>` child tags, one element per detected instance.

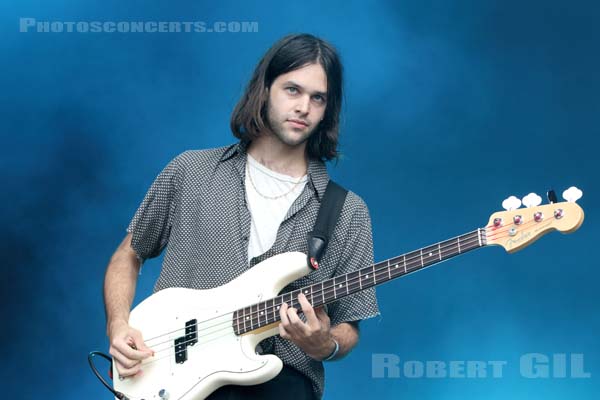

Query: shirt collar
<box><xmin>220</xmin><ymin>141</ymin><xmax>330</xmax><ymax>201</ymax></box>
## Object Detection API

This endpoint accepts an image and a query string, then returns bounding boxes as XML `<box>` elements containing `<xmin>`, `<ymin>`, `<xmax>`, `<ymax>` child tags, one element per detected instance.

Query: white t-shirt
<box><xmin>245</xmin><ymin>154</ymin><xmax>308</xmax><ymax>263</ymax></box>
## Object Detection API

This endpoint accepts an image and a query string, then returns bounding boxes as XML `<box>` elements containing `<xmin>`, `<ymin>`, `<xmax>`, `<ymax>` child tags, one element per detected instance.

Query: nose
<box><xmin>294</xmin><ymin>95</ymin><xmax>310</xmax><ymax>115</ymax></box>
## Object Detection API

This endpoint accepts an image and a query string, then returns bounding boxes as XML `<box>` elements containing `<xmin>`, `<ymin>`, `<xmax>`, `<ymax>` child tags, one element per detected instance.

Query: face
<box><xmin>265</xmin><ymin>63</ymin><xmax>328</xmax><ymax>148</ymax></box>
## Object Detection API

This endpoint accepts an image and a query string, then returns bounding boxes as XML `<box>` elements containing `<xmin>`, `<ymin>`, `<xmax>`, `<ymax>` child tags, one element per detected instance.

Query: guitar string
<box><xmin>140</xmin><ymin>214</ymin><xmax>550</xmax><ymax>357</ymax></box>
<box><xmin>128</xmin><ymin>210</ymin><xmax>553</xmax><ymax>353</ymax></box>
<box><xmin>139</xmin><ymin>234</ymin><xmax>485</xmax><ymax>355</ymax></box>
<box><xmin>142</xmin><ymin>213</ymin><xmax>568</xmax><ymax>368</ymax></box>
<box><xmin>143</xmin><ymin>218</ymin><xmax>542</xmax><ymax>352</ymax></box>
<box><xmin>142</xmin><ymin>231</ymin><xmax>483</xmax><ymax>347</ymax></box>
<box><xmin>140</xmin><ymin>230</ymin><xmax>484</xmax><ymax>347</ymax></box>
<box><xmin>133</xmin><ymin>235</ymin><xmax>489</xmax><ymax>369</ymax></box>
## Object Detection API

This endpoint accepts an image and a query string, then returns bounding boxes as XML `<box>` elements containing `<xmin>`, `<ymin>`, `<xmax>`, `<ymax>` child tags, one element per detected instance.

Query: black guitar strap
<box><xmin>307</xmin><ymin>180</ymin><xmax>348</xmax><ymax>270</ymax></box>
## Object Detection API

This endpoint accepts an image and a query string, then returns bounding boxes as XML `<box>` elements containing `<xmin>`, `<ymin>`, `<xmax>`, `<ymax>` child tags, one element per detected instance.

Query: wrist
<box><xmin>322</xmin><ymin>337</ymin><xmax>339</xmax><ymax>361</ymax></box>
<box><xmin>107</xmin><ymin>318</ymin><xmax>128</xmax><ymax>337</ymax></box>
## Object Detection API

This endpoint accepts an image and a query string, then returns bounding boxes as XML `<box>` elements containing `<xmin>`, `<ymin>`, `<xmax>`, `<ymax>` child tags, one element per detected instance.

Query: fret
<box><xmin>302</xmin><ymin>287</ymin><xmax>310</xmax><ymax>301</ymax></box>
<box><xmin>274</xmin><ymin>297</ymin><xmax>282</xmax><ymax>319</ymax></box>
<box><xmin>266</xmin><ymin>299</ymin><xmax>274</xmax><ymax>325</ymax></box>
<box><xmin>323</xmin><ymin>278</ymin><xmax>334</xmax><ymax>303</ymax></box>
<box><xmin>243</xmin><ymin>306</ymin><xmax>250</xmax><ymax>333</ymax></box>
<box><xmin>321</xmin><ymin>282</ymin><xmax>325</xmax><ymax>306</ymax></box>
<box><xmin>422</xmin><ymin>244</ymin><xmax>439</xmax><ymax>267</ymax></box>
<box><xmin>345</xmin><ymin>273</ymin><xmax>349</xmax><ymax>294</ymax></box>
<box><xmin>258</xmin><ymin>301</ymin><xmax>265</xmax><ymax>327</ymax></box>
<box><xmin>388</xmin><ymin>255</ymin><xmax>402</xmax><ymax>278</ymax></box>
<box><xmin>387</xmin><ymin>259</ymin><xmax>391</xmax><ymax>280</ymax></box>
<box><xmin>441</xmin><ymin>238</ymin><xmax>457</xmax><ymax>258</ymax></box>
<box><xmin>457</xmin><ymin>236</ymin><xmax>461</xmax><ymax>253</ymax></box>
<box><xmin>372</xmin><ymin>263</ymin><xmax>377</xmax><ymax>284</ymax></box>
<box><xmin>419</xmin><ymin>249</ymin><xmax>424</xmax><ymax>268</ymax></box>
<box><xmin>346</xmin><ymin>271</ymin><xmax>360</xmax><ymax>294</ymax></box>
<box><xmin>283</xmin><ymin>292</ymin><xmax>292</xmax><ymax>308</ymax></box>
<box><xmin>292</xmin><ymin>290</ymin><xmax>300</xmax><ymax>311</ymax></box>
<box><xmin>360</xmin><ymin>266</ymin><xmax>375</xmax><ymax>288</ymax></box>
<box><xmin>403</xmin><ymin>254</ymin><xmax>407</xmax><ymax>274</ymax></box>
<box><xmin>478</xmin><ymin>229</ymin><xmax>482</xmax><ymax>246</ymax></box>
<box><xmin>235</xmin><ymin>310</ymin><xmax>240</xmax><ymax>335</ymax></box>
<box><xmin>332</xmin><ymin>277</ymin><xmax>337</xmax><ymax>299</ymax></box>
<box><xmin>406</xmin><ymin>251</ymin><xmax>422</xmax><ymax>272</ymax></box>
<box><xmin>251</xmin><ymin>303</ymin><xmax>258</xmax><ymax>330</ymax></box>
<box><xmin>438</xmin><ymin>242</ymin><xmax>442</xmax><ymax>261</ymax></box>
<box><xmin>359</xmin><ymin>269</ymin><xmax>363</xmax><ymax>290</ymax></box>
<box><xmin>333</xmin><ymin>275</ymin><xmax>345</xmax><ymax>297</ymax></box>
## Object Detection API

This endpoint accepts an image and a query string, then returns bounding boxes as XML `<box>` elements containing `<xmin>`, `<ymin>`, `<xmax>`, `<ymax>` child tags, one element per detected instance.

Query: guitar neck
<box><xmin>235</xmin><ymin>228</ymin><xmax>487</xmax><ymax>335</ymax></box>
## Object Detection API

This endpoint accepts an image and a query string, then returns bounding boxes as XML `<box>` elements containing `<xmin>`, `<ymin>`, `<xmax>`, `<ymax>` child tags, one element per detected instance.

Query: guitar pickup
<box><xmin>174</xmin><ymin>336</ymin><xmax>187</xmax><ymax>364</ymax></box>
<box><xmin>185</xmin><ymin>319</ymin><xmax>198</xmax><ymax>346</ymax></box>
<box><xmin>174</xmin><ymin>319</ymin><xmax>198</xmax><ymax>364</ymax></box>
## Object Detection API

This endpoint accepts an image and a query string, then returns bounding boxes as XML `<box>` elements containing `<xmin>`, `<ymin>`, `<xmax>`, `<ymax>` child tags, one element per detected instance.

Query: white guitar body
<box><xmin>113</xmin><ymin>252</ymin><xmax>312</xmax><ymax>400</ymax></box>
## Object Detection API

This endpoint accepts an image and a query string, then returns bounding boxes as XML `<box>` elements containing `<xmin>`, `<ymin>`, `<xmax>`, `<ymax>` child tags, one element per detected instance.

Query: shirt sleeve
<box><xmin>126</xmin><ymin>154</ymin><xmax>183</xmax><ymax>263</ymax></box>
<box><xmin>328</xmin><ymin>199</ymin><xmax>381</xmax><ymax>326</ymax></box>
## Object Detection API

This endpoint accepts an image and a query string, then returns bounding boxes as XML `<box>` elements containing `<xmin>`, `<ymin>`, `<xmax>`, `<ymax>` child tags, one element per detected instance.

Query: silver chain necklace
<box><xmin>246</xmin><ymin>160</ymin><xmax>306</xmax><ymax>200</ymax></box>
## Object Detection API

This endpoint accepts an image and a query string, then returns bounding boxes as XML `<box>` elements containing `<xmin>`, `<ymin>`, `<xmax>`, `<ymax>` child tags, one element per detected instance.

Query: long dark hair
<box><xmin>230</xmin><ymin>33</ymin><xmax>343</xmax><ymax>161</ymax></box>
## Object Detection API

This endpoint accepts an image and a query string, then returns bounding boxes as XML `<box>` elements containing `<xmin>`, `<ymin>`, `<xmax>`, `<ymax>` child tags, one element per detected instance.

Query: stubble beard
<box><xmin>266</xmin><ymin>103</ymin><xmax>317</xmax><ymax>148</ymax></box>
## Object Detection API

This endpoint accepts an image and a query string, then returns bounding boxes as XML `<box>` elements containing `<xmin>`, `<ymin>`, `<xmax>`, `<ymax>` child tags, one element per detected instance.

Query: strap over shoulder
<box><xmin>307</xmin><ymin>180</ymin><xmax>348</xmax><ymax>270</ymax></box>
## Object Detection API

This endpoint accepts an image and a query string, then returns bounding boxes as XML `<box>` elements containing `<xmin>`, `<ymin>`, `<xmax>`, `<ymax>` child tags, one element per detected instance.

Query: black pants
<box><xmin>206</xmin><ymin>366</ymin><xmax>316</xmax><ymax>400</ymax></box>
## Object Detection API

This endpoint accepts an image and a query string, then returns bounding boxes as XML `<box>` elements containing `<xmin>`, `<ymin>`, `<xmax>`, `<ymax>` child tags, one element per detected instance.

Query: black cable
<box><xmin>88</xmin><ymin>351</ymin><xmax>130</xmax><ymax>400</ymax></box>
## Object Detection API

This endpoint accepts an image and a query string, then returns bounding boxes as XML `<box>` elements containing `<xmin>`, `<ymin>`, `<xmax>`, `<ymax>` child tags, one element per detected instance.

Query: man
<box><xmin>104</xmin><ymin>33</ymin><xmax>379</xmax><ymax>399</ymax></box>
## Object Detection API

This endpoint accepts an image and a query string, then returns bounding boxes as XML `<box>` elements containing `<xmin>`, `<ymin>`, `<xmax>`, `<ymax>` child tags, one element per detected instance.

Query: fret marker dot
<box><xmin>366</xmin><ymin>274</ymin><xmax>369</xmax><ymax>278</ymax></box>
<box><xmin>260</xmin><ymin>311</ymin><xmax>264</xmax><ymax>315</ymax></box>
<box><xmin>338</xmin><ymin>284</ymin><xmax>343</xmax><ymax>288</ymax></box>
<box><xmin>246</xmin><ymin>316</ymin><xmax>250</xmax><ymax>320</ymax></box>
<box><xmin>429</xmin><ymin>252</ymin><xmax>432</xmax><ymax>256</ymax></box>
<box><xmin>276</xmin><ymin>306</ymin><xmax>280</xmax><ymax>310</ymax></box>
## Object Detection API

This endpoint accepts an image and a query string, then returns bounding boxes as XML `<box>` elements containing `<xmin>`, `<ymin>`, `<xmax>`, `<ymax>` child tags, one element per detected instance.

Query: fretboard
<box><xmin>233</xmin><ymin>228</ymin><xmax>487</xmax><ymax>335</ymax></box>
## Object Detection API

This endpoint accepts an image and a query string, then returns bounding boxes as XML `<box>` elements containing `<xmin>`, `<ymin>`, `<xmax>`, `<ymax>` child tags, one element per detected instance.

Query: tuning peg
<box><xmin>502</xmin><ymin>196</ymin><xmax>522</xmax><ymax>211</ymax></box>
<box><xmin>562</xmin><ymin>186</ymin><xmax>583</xmax><ymax>203</ymax></box>
<box><xmin>522</xmin><ymin>193</ymin><xmax>542</xmax><ymax>208</ymax></box>
<box><xmin>547</xmin><ymin>189</ymin><xmax>558</xmax><ymax>204</ymax></box>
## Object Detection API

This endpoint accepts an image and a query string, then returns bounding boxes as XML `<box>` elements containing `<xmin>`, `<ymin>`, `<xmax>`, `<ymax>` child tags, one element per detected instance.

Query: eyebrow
<box><xmin>282</xmin><ymin>80</ymin><xmax>327</xmax><ymax>98</ymax></box>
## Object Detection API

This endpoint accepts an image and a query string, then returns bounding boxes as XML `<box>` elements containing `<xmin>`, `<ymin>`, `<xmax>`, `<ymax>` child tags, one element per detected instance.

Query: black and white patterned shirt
<box><xmin>127</xmin><ymin>141</ymin><xmax>380</xmax><ymax>399</ymax></box>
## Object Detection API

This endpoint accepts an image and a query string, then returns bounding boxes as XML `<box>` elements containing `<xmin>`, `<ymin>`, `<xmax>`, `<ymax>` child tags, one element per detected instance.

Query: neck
<box><xmin>247</xmin><ymin>135</ymin><xmax>308</xmax><ymax>178</ymax></box>
<box><xmin>233</xmin><ymin>228</ymin><xmax>488</xmax><ymax>335</ymax></box>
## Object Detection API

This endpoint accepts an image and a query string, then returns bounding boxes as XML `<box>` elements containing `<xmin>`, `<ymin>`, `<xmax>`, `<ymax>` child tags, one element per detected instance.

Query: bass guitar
<box><xmin>112</xmin><ymin>187</ymin><xmax>584</xmax><ymax>400</ymax></box>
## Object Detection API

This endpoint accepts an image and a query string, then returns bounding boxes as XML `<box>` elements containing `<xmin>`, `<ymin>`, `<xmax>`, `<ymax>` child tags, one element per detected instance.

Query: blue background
<box><xmin>1</xmin><ymin>1</ymin><xmax>598</xmax><ymax>399</ymax></box>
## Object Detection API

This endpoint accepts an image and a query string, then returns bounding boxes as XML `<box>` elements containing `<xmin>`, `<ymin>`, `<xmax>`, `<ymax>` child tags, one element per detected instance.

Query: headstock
<box><xmin>485</xmin><ymin>187</ymin><xmax>585</xmax><ymax>253</ymax></box>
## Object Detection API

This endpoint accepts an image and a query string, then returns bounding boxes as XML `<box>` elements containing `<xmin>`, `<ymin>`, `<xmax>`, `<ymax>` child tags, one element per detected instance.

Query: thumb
<box><xmin>130</xmin><ymin>330</ymin><xmax>154</xmax><ymax>356</ymax></box>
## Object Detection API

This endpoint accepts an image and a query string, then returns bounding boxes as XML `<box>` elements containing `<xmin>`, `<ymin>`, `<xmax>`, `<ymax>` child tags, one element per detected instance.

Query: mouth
<box><xmin>287</xmin><ymin>119</ymin><xmax>309</xmax><ymax>128</ymax></box>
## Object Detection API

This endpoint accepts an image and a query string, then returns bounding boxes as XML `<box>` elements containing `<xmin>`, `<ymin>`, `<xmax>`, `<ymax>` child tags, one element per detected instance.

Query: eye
<box><xmin>286</xmin><ymin>86</ymin><xmax>298</xmax><ymax>94</ymax></box>
<box><xmin>312</xmin><ymin>95</ymin><xmax>325</xmax><ymax>104</ymax></box>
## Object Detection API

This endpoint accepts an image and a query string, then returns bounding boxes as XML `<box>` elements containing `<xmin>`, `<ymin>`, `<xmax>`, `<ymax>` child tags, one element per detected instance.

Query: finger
<box><xmin>279</xmin><ymin>302</ymin><xmax>290</xmax><ymax>326</ymax></box>
<box><xmin>298</xmin><ymin>293</ymin><xmax>319</xmax><ymax>327</ymax></box>
<box><xmin>113</xmin><ymin>337</ymin><xmax>153</xmax><ymax>361</ymax></box>
<box><xmin>278</xmin><ymin>323</ymin><xmax>291</xmax><ymax>340</ymax></box>
<box><xmin>314</xmin><ymin>306</ymin><xmax>330</xmax><ymax>324</ymax></box>
<box><xmin>286</xmin><ymin>305</ymin><xmax>310</xmax><ymax>336</ymax></box>
<box><xmin>109</xmin><ymin>346</ymin><xmax>134</xmax><ymax>368</ymax></box>
<box><xmin>110</xmin><ymin>346</ymin><xmax>142</xmax><ymax>370</ymax></box>
<box><xmin>115</xmin><ymin>360</ymin><xmax>142</xmax><ymax>378</ymax></box>
<box><xmin>130</xmin><ymin>331</ymin><xmax>155</xmax><ymax>356</ymax></box>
